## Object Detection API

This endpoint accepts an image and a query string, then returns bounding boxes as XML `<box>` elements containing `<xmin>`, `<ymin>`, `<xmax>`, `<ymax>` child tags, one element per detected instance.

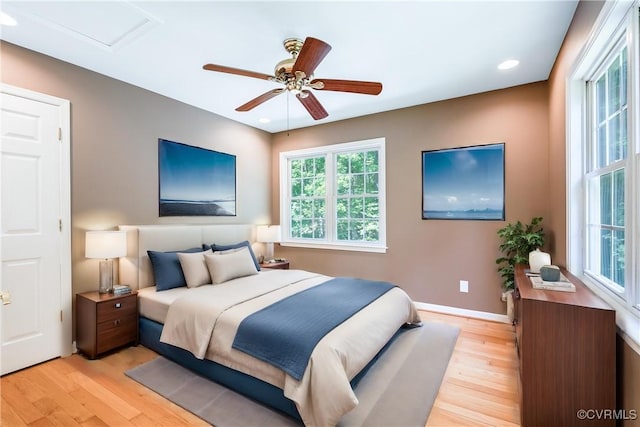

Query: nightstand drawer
<box><xmin>96</xmin><ymin>314</ymin><xmax>137</xmax><ymax>354</ymax></box>
<box><xmin>97</xmin><ymin>296</ymin><xmax>136</xmax><ymax>321</ymax></box>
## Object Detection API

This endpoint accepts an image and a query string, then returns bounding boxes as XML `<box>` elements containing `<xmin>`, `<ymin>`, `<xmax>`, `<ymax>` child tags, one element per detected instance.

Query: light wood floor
<box><xmin>1</xmin><ymin>311</ymin><xmax>520</xmax><ymax>426</ymax></box>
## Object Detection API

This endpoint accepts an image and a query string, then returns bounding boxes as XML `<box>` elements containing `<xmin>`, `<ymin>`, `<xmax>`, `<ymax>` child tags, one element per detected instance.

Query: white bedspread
<box><xmin>160</xmin><ymin>269</ymin><xmax>421</xmax><ymax>427</ymax></box>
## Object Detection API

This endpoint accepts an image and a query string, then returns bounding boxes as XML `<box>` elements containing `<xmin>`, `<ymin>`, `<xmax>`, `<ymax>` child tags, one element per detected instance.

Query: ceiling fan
<box><xmin>203</xmin><ymin>37</ymin><xmax>383</xmax><ymax>120</ymax></box>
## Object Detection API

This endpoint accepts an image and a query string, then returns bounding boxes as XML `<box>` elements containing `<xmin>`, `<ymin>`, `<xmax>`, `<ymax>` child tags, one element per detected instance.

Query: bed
<box><xmin>119</xmin><ymin>224</ymin><xmax>421</xmax><ymax>427</ymax></box>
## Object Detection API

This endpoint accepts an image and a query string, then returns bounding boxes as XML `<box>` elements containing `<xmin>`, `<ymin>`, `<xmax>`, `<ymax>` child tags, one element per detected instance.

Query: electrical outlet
<box><xmin>460</xmin><ymin>280</ymin><xmax>469</xmax><ymax>293</ymax></box>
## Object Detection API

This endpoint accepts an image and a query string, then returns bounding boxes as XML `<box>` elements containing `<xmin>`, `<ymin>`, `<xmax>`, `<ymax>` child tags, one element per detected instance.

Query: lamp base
<box><xmin>98</xmin><ymin>259</ymin><xmax>113</xmax><ymax>294</ymax></box>
<box><xmin>265</xmin><ymin>242</ymin><xmax>275</xmax><ymax>262</ymax></box>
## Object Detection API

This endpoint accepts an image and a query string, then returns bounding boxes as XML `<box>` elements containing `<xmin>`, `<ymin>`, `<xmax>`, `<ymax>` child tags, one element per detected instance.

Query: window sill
<box><xmin>578</xmin><ymin>271</ymin><xmax>640</xmax><ymax>355</ymax></box>
<box><xmin>280</xmin><ymin>241</ymin><xmax>387</xmax><ymax>254</ymax></box>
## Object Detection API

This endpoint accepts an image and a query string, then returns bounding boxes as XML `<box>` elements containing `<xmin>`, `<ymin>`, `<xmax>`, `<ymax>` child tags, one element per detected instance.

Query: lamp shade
<box><xmin>256</xmin><ymin>225</ymin><xmax>281</xmax><ymax>243</ymax></box>
<box><xmin>85</xmin><ymin>231</ymin><xmax>127</xmax><ymax>259</ymax></box>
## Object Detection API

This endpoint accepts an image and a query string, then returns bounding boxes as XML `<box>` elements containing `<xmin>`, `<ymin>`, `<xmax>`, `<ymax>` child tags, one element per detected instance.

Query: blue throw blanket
<box><xmin>232</xmin><ymin>277</ymin><xmax>396</xmax><ymax>380</ymax></box>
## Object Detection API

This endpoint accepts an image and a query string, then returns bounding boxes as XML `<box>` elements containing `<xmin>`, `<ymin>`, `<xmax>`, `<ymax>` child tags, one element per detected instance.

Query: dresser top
<box><xmin>515</xmin><ymin>264</ymin><xmax>614</xmax><ymax>311</ymax></box>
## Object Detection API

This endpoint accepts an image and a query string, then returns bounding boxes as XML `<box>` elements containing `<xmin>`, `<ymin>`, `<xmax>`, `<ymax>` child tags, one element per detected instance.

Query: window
<box><xmin>280</xmin><ymin>138</ymin><xmax>386</xmax><ymax>252</ymax></box>
<box><xmin>585</xmin><ymin>43</ymin><xmax>628</xmax><ymax>293</ymax></box>
<box><xmin>568</xmin><ymin>1</ymin><xmax>640</xmax><ymax>327</ymax></box>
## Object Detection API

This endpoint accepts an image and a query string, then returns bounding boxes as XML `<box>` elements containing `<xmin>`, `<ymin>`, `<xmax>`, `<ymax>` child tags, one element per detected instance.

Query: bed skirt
<box><xmin>139</xmin><ymin>316</ymin><xmax>406</xmax><ymax>423</ymax></box>
<box><xmin>139</xmin><ymin>316</ymin><xmax>302</xmax><ymax>420</ymax></box>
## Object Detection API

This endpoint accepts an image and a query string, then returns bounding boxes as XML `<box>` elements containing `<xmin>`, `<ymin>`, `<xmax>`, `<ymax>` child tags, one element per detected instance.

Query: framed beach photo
<box><xmin>422</xmin><ymin>142</ymin><xmax>505</xmax><ymax>220</ymax></box>
<box><xmin>158</xmin><ymin>139</ymin><xmax>236</xmax><ymax>216</ymax></box>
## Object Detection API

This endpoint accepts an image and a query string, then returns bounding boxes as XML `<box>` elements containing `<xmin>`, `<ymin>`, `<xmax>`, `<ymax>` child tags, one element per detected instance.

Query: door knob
<box><xmin>0</xmin><ymin>291</ymin><xmax>11</xmax><ymax>305</ymax></box>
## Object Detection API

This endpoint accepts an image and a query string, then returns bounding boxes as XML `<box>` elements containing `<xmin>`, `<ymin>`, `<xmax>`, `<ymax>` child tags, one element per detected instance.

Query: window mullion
<box><xmin>325</xmin><ymin>153</ymin><xmax>335</xmax><ymax>242</ymax></box>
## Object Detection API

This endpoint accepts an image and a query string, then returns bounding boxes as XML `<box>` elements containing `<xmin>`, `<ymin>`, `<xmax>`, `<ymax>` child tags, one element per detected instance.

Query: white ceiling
<box><xmin>0</xmin><ymin>1</ymin><xmax>578</xmax><ymax>133</ymax></box>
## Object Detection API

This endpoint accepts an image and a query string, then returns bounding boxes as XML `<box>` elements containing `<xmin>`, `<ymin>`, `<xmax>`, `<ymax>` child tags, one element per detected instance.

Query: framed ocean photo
<box><xmin>158</xmin><ymin>139</ymin><xmax>236</xmax><ymax>216</ymax></box>
<box><xmin>422</xmin><ymin>142</ymin><xmax>505</xmax><ymax>220</ymax></box>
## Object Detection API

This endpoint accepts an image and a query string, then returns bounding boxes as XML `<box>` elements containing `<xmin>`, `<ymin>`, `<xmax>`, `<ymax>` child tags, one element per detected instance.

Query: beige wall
<box><xmin>548</xmin><ymin>1</ymin><xmax>640</xmax><ymax>424</ymax></box>
<box><xmin>1</xmin><ymin>41</ymin><xmax>273</xmax><ymax>298</ymax></box>
<box><xmin>272</xmin><ymin>82</ymin><xmax>550</xmax><ymax>315</ymax></box>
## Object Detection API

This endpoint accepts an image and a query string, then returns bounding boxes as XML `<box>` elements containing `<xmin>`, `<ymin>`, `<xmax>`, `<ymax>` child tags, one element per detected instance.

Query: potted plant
<box><xmin>496</xmin><ymin>217</ymin><xmax>544</xmax><ymax>323</ymax></box>
<box><xmin>496</xmin><ymin>216</ymin><xmax>544</xmax><ymax>292</ymax></box>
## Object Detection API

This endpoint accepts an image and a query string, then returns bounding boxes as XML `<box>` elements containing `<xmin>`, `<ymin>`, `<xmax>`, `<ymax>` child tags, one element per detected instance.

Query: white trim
<box><xmin>280</xmin><ymin>241</ymin><xmax>387</xmax><ymax>253</ymax></box>
<box><xmin>279</xmin><ymin>137</ymin><xmax>387</xmax><ymax>253</ymax></box>
<box><xmin>1</xmin><ymin>83</ymin><xmax>73</xmax><ymax>357</ymax></box>
<box><xmin>414</xmin><ymin>301</ymin><xmax>511</xmax><ymax>324</ymax></box>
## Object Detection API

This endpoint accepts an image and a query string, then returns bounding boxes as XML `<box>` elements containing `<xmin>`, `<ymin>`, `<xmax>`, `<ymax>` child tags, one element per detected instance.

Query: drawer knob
<box><xmin>115</xmin><ymin>303</ymin><xmax>121</xmax><ymax>308</ymax></box>
<box><xmin>114</xmin><ymin>319</ymin><xmax>120</xmax><ymax>326</ymax></box>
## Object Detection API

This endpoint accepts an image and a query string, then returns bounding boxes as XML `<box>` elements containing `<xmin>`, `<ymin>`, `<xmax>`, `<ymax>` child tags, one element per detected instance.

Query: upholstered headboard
<box><xmin>118</xmin><ymin>224</ymin><xmax>256</xmax><ymax>290</ymax></box>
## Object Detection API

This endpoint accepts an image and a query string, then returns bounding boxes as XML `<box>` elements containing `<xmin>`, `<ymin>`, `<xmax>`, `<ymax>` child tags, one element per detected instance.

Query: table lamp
<box><xmin>256</xmin><ymin>225</ymin><xmax>281</xmax><ymax>262</ymax></box>
<box><xmin>85</xmin><ymin>230</ymin><xmax>127</xmax><ymax>293</ymax></box>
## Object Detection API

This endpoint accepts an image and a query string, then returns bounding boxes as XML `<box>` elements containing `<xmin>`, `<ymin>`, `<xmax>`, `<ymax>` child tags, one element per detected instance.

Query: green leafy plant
<box><xmin>496</xmin><ymin>217</ymin><xmax>544</xmax><ymax>291</ymax></box>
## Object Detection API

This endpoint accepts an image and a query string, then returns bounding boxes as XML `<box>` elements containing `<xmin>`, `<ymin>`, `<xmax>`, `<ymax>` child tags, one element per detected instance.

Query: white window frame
<box><xmin>279</xmin><ymin>137</ymin><xmax>387</xmax><ymax>253</ymax></box>
<box><xmin>584</xmin><ymin>38</ymin><xmax>628</xmax><ymax>296</ymax></box>
<box><xmin>567</xmin><ymin>0</ymin><xmax>640</xmax><ymax>350</ymax></box>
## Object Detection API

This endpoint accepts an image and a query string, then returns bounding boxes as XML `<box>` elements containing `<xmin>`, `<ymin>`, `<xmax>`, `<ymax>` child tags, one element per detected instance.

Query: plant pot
<box><xmin>502</xmin><ymin>289</ymin><xmax>515</xmax><ymax>323</ymax></box>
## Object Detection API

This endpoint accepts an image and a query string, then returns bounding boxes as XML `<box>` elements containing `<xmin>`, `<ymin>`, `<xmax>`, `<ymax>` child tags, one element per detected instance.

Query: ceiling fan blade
<box><xmin>293</xmin><ymin>37</ymin><xmax>332</xmax><ymax>77</ymax></box>
<box><xmin>296</xmin><ymin>90</ymin><xmax>328</xmax><ymax>120</ymax></box>
<box><xmin>203</xmin><ymin>64</ymin><xmax>274</xmax><ymax>81</ymax></box>
<box><xmin>236</xmin><ymin>89</ymin><xmax>285</xmax><ymax>112</ymax></box>
<box><xmin>311</xmin><ymin>79</ymin><xmax>383</xmax><ymax>95</ymax></box>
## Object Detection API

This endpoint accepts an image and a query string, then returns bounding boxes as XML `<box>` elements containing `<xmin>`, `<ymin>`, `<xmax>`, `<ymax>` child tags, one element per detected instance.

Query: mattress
<box><xmin>137</xmin><ymin>270</ymin><xmax>277</xmax><ymax>323</ymax></box>
<box><xmin>137</xmin><ymin>285</ymin><xmax>185</xmax><ymax>324</ymax></box>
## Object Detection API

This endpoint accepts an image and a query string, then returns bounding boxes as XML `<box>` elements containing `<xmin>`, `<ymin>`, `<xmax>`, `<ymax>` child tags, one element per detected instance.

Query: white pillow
<box><xmin>204</xmin><ymin>246</ymin><xmax>258</xmax><ymax>284</ymax></box>
<box><xmin>177</xmin><ymin>249</ymin><xmax>212</xmax><ymax>288</ymax></box>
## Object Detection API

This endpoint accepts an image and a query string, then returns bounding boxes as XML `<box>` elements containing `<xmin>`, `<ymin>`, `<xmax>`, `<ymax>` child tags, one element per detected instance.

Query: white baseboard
<box><xmin>414</xmin><ymin>301</ymin><xmax>511</xmax><ymax>324</ymax></box>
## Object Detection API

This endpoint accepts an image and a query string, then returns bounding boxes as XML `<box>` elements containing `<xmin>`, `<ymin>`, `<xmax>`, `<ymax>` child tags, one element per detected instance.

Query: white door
<box><xmin>1</xmin><ymin>86</ymin><xmax>71</xmax><ymax>375</ymax></box>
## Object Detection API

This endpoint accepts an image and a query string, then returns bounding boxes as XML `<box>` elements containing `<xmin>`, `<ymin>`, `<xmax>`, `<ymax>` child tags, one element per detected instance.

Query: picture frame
<box><xmin>422</xmin><ymin>142</ymin><xmax>505</xmax><ymax>220</ymax></box>
<box><xmin>158</xmin><ymin>138</ymin><xmax>236</xmax><ymax>216</ymax></box>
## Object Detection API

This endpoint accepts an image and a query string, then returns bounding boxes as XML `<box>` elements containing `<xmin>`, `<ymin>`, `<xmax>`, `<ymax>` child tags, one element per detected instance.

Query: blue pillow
<box><xmin>203</xmin><ymin>240</ymin><xmax>261</xmax><ymax>271</ymax></box>
<box><xmin>148</xmin><ymin>247</ymin><xmax>202</xmax><ymax>291</ymax></box>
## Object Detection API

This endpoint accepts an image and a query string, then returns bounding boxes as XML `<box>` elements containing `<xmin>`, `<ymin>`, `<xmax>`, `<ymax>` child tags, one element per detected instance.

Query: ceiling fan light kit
<box><xmin>202</xmin><ymin>36</ymin><xmax>383</xmax><ymax>120</ymax></box>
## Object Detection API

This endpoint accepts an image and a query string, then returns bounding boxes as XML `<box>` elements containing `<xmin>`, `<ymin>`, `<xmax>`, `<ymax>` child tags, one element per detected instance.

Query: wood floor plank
<box><xmin>1</xmin><ymin>380</ymin><xmax>45</xmax><ymax>424</ymax></box>
<box><xmin>1</xmin><ymin>310</ymin><xmax>520</xmax><ymax>427</ymax></box>
<box><xmin>1</xmin><ymin>396</ymin><xmax>29</xmax><ymax>427</ymax></box>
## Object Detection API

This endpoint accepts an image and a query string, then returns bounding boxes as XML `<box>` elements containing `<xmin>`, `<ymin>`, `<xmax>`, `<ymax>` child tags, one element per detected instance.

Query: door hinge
<box><xmin>58</xmin><ymin>128</ymin><xmax>62</xmax><ymax>141</ymax></box>
<box><xmin>59</xmin><ymin>219</ymin><xmax>62</xmax><ymax>231</ymax></box>
<box><xmin>60</xmin><ymin>310</ymin><xmax>63</xmax><ymax>322</ymax></box>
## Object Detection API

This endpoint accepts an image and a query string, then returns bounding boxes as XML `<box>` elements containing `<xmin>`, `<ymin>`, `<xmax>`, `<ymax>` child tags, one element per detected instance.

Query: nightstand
<box><xmin>76</xmin><ymin>291</ymin><xmax>138</xmax><ymax>359</ymax></box>
<box><xmin>260</xmin><ymin>260</ymin><xmax>290</xmax><ymax>270</ymax></box>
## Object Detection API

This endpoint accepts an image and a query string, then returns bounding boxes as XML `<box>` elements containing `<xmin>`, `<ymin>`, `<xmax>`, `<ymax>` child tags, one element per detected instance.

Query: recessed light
<box><xmin>0</xmin><ymin>12</ymin><xmax>17</xmax><ymax>26</ymax></box>
<box><xmin>258</xmin><ymin>118</ymin><xmax>271</xmax><ymax>123</ymax></box>
<box><xmin>498</xmin><ymin>59</ymin><xmax>519</xmax><ymax>70</ymax></box>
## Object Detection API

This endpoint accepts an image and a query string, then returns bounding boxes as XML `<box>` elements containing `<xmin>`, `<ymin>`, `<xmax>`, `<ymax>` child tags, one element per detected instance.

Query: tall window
<box><xmin>568</xmin><ymin>2</ymin><xmax>639</xmax><ymax>321</ymax></box>
<box><xmin>280</xmin><ymin>138</ymin><xmax>386</xmax><ymax>252</ymax></box>
<box><xmin>586</xmin><ymin>43</ymin><xmax>628</xmax><ymax>292</ymax></box>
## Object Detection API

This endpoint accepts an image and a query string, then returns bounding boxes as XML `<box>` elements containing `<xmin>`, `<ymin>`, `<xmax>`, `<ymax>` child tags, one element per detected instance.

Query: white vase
<box><xmin>529</xmin><ymin>249</ymin><xmax>551</xmax><ymax>273</ymax></box>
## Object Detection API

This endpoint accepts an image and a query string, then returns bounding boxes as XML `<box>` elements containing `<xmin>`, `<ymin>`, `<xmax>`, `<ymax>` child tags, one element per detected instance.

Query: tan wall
<box><xmin>272</xmin><ymin>82</ymin><xmax>550</xmax><ymax>315</ymax></box>
<box><xmin>0</xmin><ymin>41</ymin><xmax>273</xmax><ymax>298</ymax></box>
<box><xmin>618</xmin><ymin>336</ymin><xmax>640</xmax><ymax>426</ymax></box>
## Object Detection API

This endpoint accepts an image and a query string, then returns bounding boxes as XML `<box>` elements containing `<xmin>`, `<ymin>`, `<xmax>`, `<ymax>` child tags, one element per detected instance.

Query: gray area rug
<box><xmin>125</xmin><ymin>322</ymin><xmax>460</xmax><ymax>427</ymax></box>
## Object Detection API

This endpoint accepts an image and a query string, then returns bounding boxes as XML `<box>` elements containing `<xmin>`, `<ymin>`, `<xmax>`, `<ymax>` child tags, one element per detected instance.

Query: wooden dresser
<box><xmin>513</xmin><ymin>264</ymin><xmax>616</xmax><ymax>426</ymax></box>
